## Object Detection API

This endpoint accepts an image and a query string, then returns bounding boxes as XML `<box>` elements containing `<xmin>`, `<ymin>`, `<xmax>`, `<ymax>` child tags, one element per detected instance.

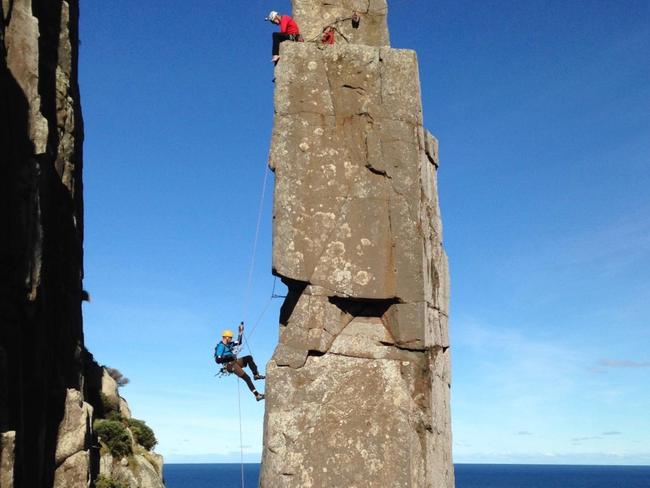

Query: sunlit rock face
<box><xmin>292</xmin><ymin>0</ymin><xmax>389</xmax><ymax>46</ymax></box>
<box><xmin>261</xmin><ymin>3</ymin><xmax>453</xmax><ymax>486</ymax></box>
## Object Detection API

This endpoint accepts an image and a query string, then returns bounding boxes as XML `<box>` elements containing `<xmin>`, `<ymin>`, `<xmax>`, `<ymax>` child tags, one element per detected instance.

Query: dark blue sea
<box><xmin>164</xmin><ymin>463</ymin><xmax>650</xmax><ymax>487</ymax></box>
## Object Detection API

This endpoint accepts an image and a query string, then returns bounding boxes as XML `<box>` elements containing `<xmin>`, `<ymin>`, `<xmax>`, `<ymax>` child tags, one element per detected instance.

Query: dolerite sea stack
<box><xmin>260</xmin><ymin>1</ymin><xmax>454</xmax><ymax>487</ymax></box>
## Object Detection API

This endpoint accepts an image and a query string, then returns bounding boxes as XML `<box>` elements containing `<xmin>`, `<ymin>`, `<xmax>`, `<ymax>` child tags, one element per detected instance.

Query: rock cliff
<box><xmin>260</xmin><ymin>2</ymin><xmax>453</xmax><ymax>487</ymax></box>
<box><xmin>1</xmin><ymin>2</ymin><xmax>163</xmax><ymax>487</ymax></box>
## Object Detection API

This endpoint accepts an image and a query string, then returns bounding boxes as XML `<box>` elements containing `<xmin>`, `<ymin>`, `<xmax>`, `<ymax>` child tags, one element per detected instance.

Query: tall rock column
<box><xmin>260</xmin><ymin>2</ymin><xmax>453</xmax><ymax>487</ymax></box>
<box><xmin>1</xmin><ymin>1</ymin><xmax>90</xmax><ymax>486</ymax></box>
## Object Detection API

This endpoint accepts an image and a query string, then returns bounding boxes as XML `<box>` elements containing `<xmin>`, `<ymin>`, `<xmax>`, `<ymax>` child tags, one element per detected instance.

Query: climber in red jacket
<box><xmin>266</xmin><ymin>10</ymin><xmax>301</xmax><ymax>63</ymax></box>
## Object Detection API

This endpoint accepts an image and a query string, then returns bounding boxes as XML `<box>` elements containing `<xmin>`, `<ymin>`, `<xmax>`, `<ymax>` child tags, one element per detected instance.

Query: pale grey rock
<box><xmin>262</xmin><ymin>13</ymin><xmax>453</xmax><ymax>487</ymax></box>
<box><xmin>102</xmin><ymin>369</ymin><xmax>121</xmax><ymax>411</ymax></box>
<box><xmin>4</xmin><ymin>0</ymin><xmax>49</xmax><ymax>154</ymax></box>
<box><xmin>262</xmin><ymin>353</ymin><xmax>431</xmax><ymax>487</ymax></box>
<box><xmin>271</xmin><ymin>43</ymin><xmax>435</xmax><ymax>305</ymax></box>
<box><xmin>55</xmin><ymin>388</ymin><xmax>93</xmax><ymax>465</ymax></box>
<box><xmin>119</xmin><ymin>396</ymin><xmax>132</xmax><ymax>419</ymax></box>
<box><xmin>100</xmin><ymin>451</ymin><xmax>165</xmax><ymax>488</ymax></box>
<box><xmin>292</xmin><ymin>0</ymin><xmax>389</xmax><ymax>46</ymax></box>
<box><xmin>53</xmin><ymin>450</ymin><xmax>90</xmax><ymax>488</ymax></box>
<box><xmin>0</xmin><ymin>431</ymin><xmax>15</xmax><ymax>488</ymax></box>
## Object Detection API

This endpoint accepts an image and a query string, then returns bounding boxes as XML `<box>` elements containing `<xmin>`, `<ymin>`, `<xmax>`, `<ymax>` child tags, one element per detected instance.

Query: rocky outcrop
<box><xmin>1</xmin><ymin>2</ymin><xmax>163</xmax><ymax>487</ymax></box>
<box><xmin>293</xmin><ymin>0</ymin><xmax>389</xmax><ymax>46</ymax></box>
<box><xmin>99</xmin><ymin>452</ymin><xmax>164</xmax><ymax>488</ymax></box>
<box><xmin>0</xmin><ymin>431</ymin><xmax>16</xmax><ymax>487</ymax></box>
<box><xmin>94</xmin><ymin>369</ymin><xmax>164</xmax><ymax>488</ymax></box>
<box><xmin>1</xmin><ymin>0</ymin><xmax>86</xmax><ymax>485</ymax></box>
<box><xmin>260</xmin><ymin>3</ymin><xmax>453</xmax><ymax>487</ymax></box>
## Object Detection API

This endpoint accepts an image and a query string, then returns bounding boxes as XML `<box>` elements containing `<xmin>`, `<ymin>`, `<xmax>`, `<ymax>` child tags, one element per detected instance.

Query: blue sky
<box><xmin>79</xmin><ymin>0</ymin><xmax>649</xmax><ymax>465</ymax></box>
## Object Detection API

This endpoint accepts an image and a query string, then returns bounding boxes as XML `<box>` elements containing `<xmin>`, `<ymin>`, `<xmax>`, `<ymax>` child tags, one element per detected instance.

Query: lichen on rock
<box><xmin>261</xmin><ymin>4</ymin><xmax>453</xmax><ymax>487</ymax></box>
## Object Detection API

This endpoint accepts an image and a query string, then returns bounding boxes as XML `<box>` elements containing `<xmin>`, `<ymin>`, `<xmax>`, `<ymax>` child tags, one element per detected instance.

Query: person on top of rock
<box><xmin>214</xmin><ymin>322</ymin><xmax>265</xmax><ymax>401</ymax></box>
<box><xmin>266</xmin><ymin>10</ymin><xmax>301</xmax><ymax>64</ymax></box>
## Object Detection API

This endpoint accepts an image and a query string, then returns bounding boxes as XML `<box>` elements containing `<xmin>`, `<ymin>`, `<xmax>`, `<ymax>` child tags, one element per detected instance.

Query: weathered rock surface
<box><xmin>0</xmin><ymin>431</ymin><xmax>16</xmax><ymax>488</ymax></box>
<box><xmin>293</xmin><ymin>0</ymin><xmax>389</xmax><ymax>46</ymax></box>
<box><xmin>1</xmin><ymin>2</ymin><xmax>163</xmax><ymax>487</ymax></box>
<box><xmin>53</xmin><ymin>450</ymin><xmax>90</xmax><ymax>488</ymax></box>
<box><xmin>1</xmin><ymin>0</ymin><xmax>86</xmax><ymax>485</ymax></box>
<box><xmin>261</xmin><ymin>4</ymin><xmax>453</xmax><ymax>486</ymax></box>
<box><xmin>55</xmin><ymin>389</ymin><xmax>93</xmax><ymax>466</ymax></box>
<box><xmin>100</xmin><ymin>451</ymin><xmax>165</xmax><ymax>488</ymax></box>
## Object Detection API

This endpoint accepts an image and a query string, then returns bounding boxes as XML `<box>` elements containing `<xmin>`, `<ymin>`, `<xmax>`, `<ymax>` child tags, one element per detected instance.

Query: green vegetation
<box><xmin>128</xmin><ymin>418</ymin><xmax>158</xmax><ymax>451</ymax></box>
<box><xmin>105</xmin><ymin>410</ymin><xmax>123</xmax><ymax>422</ymax></box>
<box><xmin>100</xmin><ymin>392</ymin><xmax>118</xmax><ymax>415</ymax></box>
<box><xmin>94</xmin><ymin>419</ymin><xmax>132</xmax><ymax>459</ymax></box>
<box><xmin>95</xmin><ymin>474</ymin><xmax>128</xmax><ymax>488</ymax></box>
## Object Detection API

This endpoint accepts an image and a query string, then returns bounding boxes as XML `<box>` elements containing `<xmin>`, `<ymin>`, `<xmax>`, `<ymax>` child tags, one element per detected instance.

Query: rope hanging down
<box><xmin>230</xmin><ymin>163</ymin><xmax>270</xmax><ymax>488</ymax></box>
<box><xmin>240</xmin><ymin>164</ymin><xmax>271</xmax><ymax>323</ymax></box>
<box><xmin>236</xmin><ymin>379</ymin><xmax>245</xmax><ymax>488</ymax></box>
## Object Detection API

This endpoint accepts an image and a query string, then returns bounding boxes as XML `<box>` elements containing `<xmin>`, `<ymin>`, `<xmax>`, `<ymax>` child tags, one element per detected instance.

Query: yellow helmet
<box><xmin>222</xmin><ymin>329</ymin><xmax>234</xmax><ymax>338</ymax></box>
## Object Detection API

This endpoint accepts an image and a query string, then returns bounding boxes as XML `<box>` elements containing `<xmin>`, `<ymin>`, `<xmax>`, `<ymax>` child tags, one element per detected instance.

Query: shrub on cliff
<box><xmin>127</xmin><ymin>418</ymin><xmax>157</xmax><ymax>451</ymax></box>
<box><xmin>95</xmin><ymin>475</ymin><xmax>128</xmax><ymax>488</ymax></box>
<box><xmin>94</xmin><ymin>419</ymin><xmax>132</xmax><ymax>458</ymax></box>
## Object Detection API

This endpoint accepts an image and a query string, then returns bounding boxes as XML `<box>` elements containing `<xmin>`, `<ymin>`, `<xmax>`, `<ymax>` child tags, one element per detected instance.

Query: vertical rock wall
<box><xmin>1</xmin><ymin>3</ymin><xmax>165</xmax><ymax>486</ymax></box>
<box><xmin>0</xmin><ymin>1</ymin><xmax>89</xmax><ymax>486</ymax></box>
<box><xmin>1</xmin><ymin>2</ymin><xmax>167</xmax><ymax>487</ymax></box>
<box><xmin>261</xmin><ymin>2</ymin><xmax>453</xmax><ymax>487</ymax></box>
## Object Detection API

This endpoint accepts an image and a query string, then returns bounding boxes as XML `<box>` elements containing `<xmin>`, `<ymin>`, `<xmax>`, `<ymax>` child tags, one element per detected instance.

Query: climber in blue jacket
<box><xmin>215</xmin><ymin>322</ymin><xmax>265</xmax><ymax>401</ymax></box>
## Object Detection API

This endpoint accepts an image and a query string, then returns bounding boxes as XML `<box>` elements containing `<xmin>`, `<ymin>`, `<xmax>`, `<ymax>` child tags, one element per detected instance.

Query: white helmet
<box><xmin>267</xmin><ymin>11</ymin><xmax>279</xmax><ymax>22</ymax></box>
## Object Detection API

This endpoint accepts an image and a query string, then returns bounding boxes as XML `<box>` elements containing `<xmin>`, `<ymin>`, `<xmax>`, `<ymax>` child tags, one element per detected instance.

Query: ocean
<box><xmin>163</xmin><ymin>463</ymin><xmax>650</xmax><ymax>487</ymax></box>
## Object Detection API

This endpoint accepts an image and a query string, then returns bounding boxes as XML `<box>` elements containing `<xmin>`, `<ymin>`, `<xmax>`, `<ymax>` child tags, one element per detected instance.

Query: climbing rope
<box><xmin>236</xmin><ymin>378</ymin><xmax>245</xmax><ymax>488</ymax></box>
<box><xmin>306</xmin><ymin>15</ymin><xmax>356</xmax><ymax>44</ymax></box>
<box><xmin>240</xmin><ymin>164</ymin><xmax>271</xmax><ymax>323</ymax></box>
<box><xmin>217</xmin><ymin>163</ymin><xmax>270</xmax><ymax>488</ymax></box>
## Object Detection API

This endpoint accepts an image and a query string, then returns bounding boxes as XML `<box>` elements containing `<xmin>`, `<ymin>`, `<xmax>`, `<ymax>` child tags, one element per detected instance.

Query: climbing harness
<box><xmin>212</xmin><ymin>163</ymin><xmax>271</xmax><ymax>488</ymax></box>
<box><xmin>215</xmin><ymin>366</ymin><xmax>231</xmax><ymax>378</ymax></box>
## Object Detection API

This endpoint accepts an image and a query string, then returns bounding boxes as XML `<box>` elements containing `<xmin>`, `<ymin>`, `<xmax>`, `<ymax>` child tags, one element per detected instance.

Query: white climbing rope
<box><xmin>240</xmin><ymin>164</ymin><xmax>271</xmax><ymax>323</ymax></box>
<box><xmin>241</xmin><ymin>296</ymin><xmax>274</xmax><ymax>356</ymax></box>
<box><xmin>236</xmin><ymin>377</ymin><xmax>245</xmax><ymax>488</ymax></box>
<box><xmin>232</xmin><ymin>163</ymin><xmax>270</xmax><ymax>488</ymax></box>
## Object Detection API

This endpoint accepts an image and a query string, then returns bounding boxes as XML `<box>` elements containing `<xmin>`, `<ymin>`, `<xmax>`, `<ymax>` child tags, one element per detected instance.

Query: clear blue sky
<box><xmin>79</xmin><ymin>0</ymin><xmax>650</xmax><ymax>465</ymax></box>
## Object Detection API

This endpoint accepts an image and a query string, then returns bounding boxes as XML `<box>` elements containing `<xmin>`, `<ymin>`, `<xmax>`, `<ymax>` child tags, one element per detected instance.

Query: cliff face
<box><xmin>1</xmin><ymin>2</ymin><xmax>163</xmax><ymax>487</ymax></box>
<box><xmin>1</xmin><ymin>0</ymin><xmax>86</xmax><ymax>485</ymax></box>
<box><xmin>292</xmin><ymin>0</ymin><xmax>389</xmax><ymax>46</ymax></box>
<box><xmin>260</xmin><ymin>2</ymin><xmax>453</xmax><ymax>487</ymax></box>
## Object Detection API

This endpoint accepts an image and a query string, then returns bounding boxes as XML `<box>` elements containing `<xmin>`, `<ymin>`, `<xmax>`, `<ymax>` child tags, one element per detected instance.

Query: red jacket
<box><xmin>279</xmin><ymin>15</ymin><xmax>300</xmax><ymax>35</ymax></box>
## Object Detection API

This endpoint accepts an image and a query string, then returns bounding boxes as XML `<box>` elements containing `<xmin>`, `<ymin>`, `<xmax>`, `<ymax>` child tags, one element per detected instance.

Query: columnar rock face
<box><xmin>261</xmin><ymin>3</ymin><xmax>453</xmax><ymax>487</ymax></box>
<box><xmin>292</xmin><ymin>0</ymin><xmax>389</xmax><ymax>46</ymax></box>
<box><xmin>1</xmin><ymin>0</ymin><xmax>86</xmax><ymax>485</ymax></box>
<box><xmin>1</xmin><ymin>2</ymin><xmax>164</xmax><ymax>487</ymax></box>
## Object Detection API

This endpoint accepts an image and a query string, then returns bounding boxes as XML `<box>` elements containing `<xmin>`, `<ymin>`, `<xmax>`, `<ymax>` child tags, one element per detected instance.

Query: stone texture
<box><xmin>271</xmin><ymin>44</ymin><xmax>430</xmax><ymax>303</ymax></box>
<box><xmin>262</xmin><ymin>16</ymin><xmax>453</xmax><ymax>487</ymax></box>
<box><xmin>1</xmin><ymin>2</ymin><xmax>162</xmax><ymax>487</ymax></box>
<box><xmin>55</xmin><ymin>389</ymin><xmax>93</xmax><ymax>465</ymax></box>
<box><xmin>101</xmin><ymin>369</ymin><xmax>121</xmax><ymax>411</ymax></box>
<box><xmin>53</xmin><ymin>450</ymin><xmax>90</xmax><ymax>488</ymax></box>
<box><xmin>292</xmin><ymin>0</ymin><xmax>389</xmax><ymax>46</ymax></box>
<box><xmin>1</xmin><ymin>0</ymin><xmax>88</xmax><ymax>485</ymax></box>
<box><xmin>100</xmin><ymin>451</ymin><xmax>165</xmax><ymax>488</ymax></box>
<box><xmin>0</xmin><ymin>431</ymin><xmax>15</xmax><ymax>488</ymax></box>
<box><xmin>119</xmin><ymin>397</ymin><xmax>132</xmax><ymax>419</ymax></box>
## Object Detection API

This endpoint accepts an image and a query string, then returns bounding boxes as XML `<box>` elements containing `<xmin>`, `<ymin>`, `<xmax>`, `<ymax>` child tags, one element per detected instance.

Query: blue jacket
<box><xmin>214</xmin><ymin>336</ymin><xmax>241</xmax><ymax>363</ymax></box>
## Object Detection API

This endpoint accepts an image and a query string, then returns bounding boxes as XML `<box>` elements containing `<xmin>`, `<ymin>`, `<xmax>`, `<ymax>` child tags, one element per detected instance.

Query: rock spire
<box><xmin>1</xmin><ymin>2</ymin><xmax>163</xmax><ymax>486</ymax></box>
<box><xmin>260</xmin><ymin>1</ymin><xmax>454</xmax><ymax>487</ymax></box>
